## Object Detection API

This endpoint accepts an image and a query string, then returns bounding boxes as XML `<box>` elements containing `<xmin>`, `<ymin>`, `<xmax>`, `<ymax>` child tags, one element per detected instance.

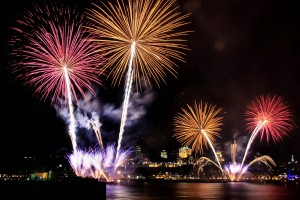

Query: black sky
<box><xmin>1</xmin><ymin>0</ymin><xmax>300</xmax><ymax>164</ymax></box>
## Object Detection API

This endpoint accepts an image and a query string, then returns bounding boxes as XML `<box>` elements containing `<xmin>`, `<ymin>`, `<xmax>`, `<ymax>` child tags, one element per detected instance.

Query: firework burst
<box><xmin>173</xmin><ymin>101</ymin><xmax>223</xmax><ymax>154</ymax></box>
<box><xmin>244</xmin><ymin>94</ymin><xmax>296</xmax><ymax>143</ymax></box>
<box><xmin>9</xmin><ymin>3</ymin><xmax>106</xmax><ymax>105</ymax></box>
<box><xmin>85</xmin><ymin>0</ymin><xmax>191</xmax><ymax>89</ymax></box>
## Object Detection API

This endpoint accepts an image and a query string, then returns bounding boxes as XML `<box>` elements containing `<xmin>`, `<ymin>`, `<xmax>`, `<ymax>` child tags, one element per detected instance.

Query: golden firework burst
<box><xmin>173</xmin><ymin>101</ymin><xmax>223</xmax><ymax>154</ymax></box>
<box><xmin>85</xmin><ymin>0</ymin><xmax>191</xmax><ymax>90</ymax></box>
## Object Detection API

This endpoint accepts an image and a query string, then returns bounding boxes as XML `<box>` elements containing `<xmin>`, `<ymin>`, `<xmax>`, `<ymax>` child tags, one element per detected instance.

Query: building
<box><xmin>287</xmin><ymin>155</ymin><xmax>300</xmax><ymax>180</ymax></box>
<box><xmin>135</xmin><ymin>136</ymin><xmax>142</xmax><ymax>157</ymax></box>
<box><xmin>178</xmin><ymin>147</ymin><xmax>192</xmax><ymax>159</ymax></box>
<box><xmin>161</xmin><ymin>150</ymin><xmax>168</xmax><ymax>159</ymax></box>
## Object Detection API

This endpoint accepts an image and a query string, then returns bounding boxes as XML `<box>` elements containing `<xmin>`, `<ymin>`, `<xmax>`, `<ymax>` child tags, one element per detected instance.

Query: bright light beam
<box><xmin>239</xmin><ymin>120</ymin><xmax>267</xmax><ymax>175</ymax></box>
<box><xmin>64</xmin><ymin>66</ymin><xmax>77</xmax><ymax>150</ymax></box>
<box><xmin>116</xmin><ymin>42</ymin><xmax>136</xmax><ymax>160</ymax></box>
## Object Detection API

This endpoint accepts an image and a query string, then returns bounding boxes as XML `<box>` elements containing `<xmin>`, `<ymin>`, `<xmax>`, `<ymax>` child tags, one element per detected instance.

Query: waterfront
<box><xmin>106</xmin><ymin>181</ymin><xmax>300</xmax><ymax>200</ymax></box>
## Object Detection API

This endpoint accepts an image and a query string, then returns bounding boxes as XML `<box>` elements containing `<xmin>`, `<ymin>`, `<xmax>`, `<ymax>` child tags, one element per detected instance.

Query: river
<box><xmin>106</xmin><ymin>181</ymin><xmax>300</xmax><ymax>200</ymax></box>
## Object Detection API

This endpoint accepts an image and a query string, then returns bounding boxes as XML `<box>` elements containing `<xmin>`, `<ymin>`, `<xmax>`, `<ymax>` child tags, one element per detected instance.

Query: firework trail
<box><xmin>239</xmin><ymin>120</ymin><xmax>266</xmax><ymax>173</ymax></box>
<box><xmin>239</xmin><ymin>94</ymin><xmax>295</xmax><ymax>175</ymax></box>
<box><xmin>195</xmin><ymin>157</ymin><xmax>223</xmax><ymax>175</ymax></box>
<box><xmin>9</xmin><ymin>3</ymin><xmax>105</xmax><ymax>151</ymax></box>
<box><xmin>86</xmin><ymin>0</ymin><xmax>191</xmax><ymax>159</ymax></box>
<box><xmin>71</xmin><ymin>93</ymin><xmax>104</xmax><ymax>150</ymax></box>
<box><xmin>246</xmin><ymin>155</ymin><xmax>276</xmax><ymax>169</ymax></box>
<box><xmin>173</xmin><ymin>101</ymin><xmax>224</xmax><ymax>172</ymax></box>
<box><xmin>64</xmin><ymin>67</ymin><xmax>77</xmax><ymax>150</ymax></box>
<box><xmin>89</xmin><ymin>118</ymin><xmax>104</xmax><ymax>152</ymax></box>
<box><xmin>115</xmin><ymin>42</ymin><xmax>136</xmax><ymax>159</ymax></box>
<box><xmin>236</xmin><ymin>155</ymin><xmax>276</xmax><ymax>181</ymax></box>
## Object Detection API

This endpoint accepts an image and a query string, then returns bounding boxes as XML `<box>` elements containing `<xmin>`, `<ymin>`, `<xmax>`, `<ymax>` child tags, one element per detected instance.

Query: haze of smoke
<box><xmin>102</xmin><ymin>88</ymin><xmax>156</xmax><ymax>126</ymax></box>
<box><xmin>54</xmin><ymin>88</ymin><xmax>156</xmax><ymax>132</ymax></box>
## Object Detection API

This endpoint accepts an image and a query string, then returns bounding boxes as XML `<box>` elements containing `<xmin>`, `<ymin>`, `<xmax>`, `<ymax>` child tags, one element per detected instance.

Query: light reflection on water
<box><xmin>106</xmin><ymin>181</ymin><xmax>300</xmax><ymax>200</ymax></box>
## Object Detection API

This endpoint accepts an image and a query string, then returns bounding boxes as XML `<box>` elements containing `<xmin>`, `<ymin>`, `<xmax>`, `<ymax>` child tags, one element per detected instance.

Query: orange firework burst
<box><xmin>173</xmin><ymin>101</ymin><xmax>223</xmax><ymax>155</ymax></box>
<box><xmin>85</xmin><ymin>0</ymin><xmax>191</xmax><ymax>90</ymax></box>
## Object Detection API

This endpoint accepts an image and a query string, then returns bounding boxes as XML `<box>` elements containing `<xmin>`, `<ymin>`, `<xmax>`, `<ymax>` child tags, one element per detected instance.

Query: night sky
<box><xmin>1</xmin><ymin>0</ymin><xmax>300</xmax><ymax>166</ymax></box>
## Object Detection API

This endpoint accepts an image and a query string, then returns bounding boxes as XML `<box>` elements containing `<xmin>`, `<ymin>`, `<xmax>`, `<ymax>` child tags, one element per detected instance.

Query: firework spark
<box><xmin>9</xmin><ymin>3</ymin><xmax>106</xmax><ymax>150</ymax></box>
<box><xmin>173</xmin><ymin>101</ymin><xmax>223</xmax><ymax>171</ymax></box>
<box><xmin>85</xmin><ymin>0</ymin><xmax>191</xmax><ymax>159</ymax></box>
<box><xmin>240</xmin><ymin>94</ymin><xmax>295</xmax><ymax>172</ymax></box>
<box><xmin>67</xmin><ymin>145</ymin><xmax>131</xmax><ymax>181</ymax></box>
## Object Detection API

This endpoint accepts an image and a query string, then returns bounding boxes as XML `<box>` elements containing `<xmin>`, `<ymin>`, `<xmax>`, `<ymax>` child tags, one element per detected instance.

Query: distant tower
<box><xmin>135</xmin><ymin>136</ymin><xmax>141</xmax><ymax>157</ymax></box>
<box><xmin>231</xmin><ymin>140</ymin><xmax>237</xmax><ymax>165</ymax></box>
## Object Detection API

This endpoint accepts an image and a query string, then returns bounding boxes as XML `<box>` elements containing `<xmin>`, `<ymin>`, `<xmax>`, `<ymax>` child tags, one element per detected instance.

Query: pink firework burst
<box><xmin>9</xmin><ymin>3</ymin><xmax>105</xmax><ymax>105</ymax></box>
<box><xmin>244</xmin><ymin>94</ymin><xmax>296</xmax><ymax>143</ymax></box>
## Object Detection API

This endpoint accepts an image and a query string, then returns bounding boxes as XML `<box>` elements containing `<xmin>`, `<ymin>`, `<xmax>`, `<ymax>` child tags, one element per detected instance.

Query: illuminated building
<box><xmin>287</xmin><ymin>155</ymin><xmax>300</xmax><ymax>180</ymax></box>
<box><xmin>178</xmin><ymin>147</ymin><xmax>192</xmax><ymax>159</ymax></box>
<box><xmin>161</xmin><ymin>150</ymin><xmax>168</xmax><ymax>159</ymax></box>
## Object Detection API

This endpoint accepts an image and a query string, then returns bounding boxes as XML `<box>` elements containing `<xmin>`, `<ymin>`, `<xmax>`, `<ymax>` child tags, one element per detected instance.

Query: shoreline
<box><xmin>107</xmin><ymin>178</ymin><xmax>299</xmax><ymax>185</ymax></box>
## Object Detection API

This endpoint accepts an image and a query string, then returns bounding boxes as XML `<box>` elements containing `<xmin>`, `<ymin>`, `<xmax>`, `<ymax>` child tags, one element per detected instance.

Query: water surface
<box><xmin>106</xmin><ymin>181</ymin><xmax>300</xmax><ymax>200</ymax></box>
